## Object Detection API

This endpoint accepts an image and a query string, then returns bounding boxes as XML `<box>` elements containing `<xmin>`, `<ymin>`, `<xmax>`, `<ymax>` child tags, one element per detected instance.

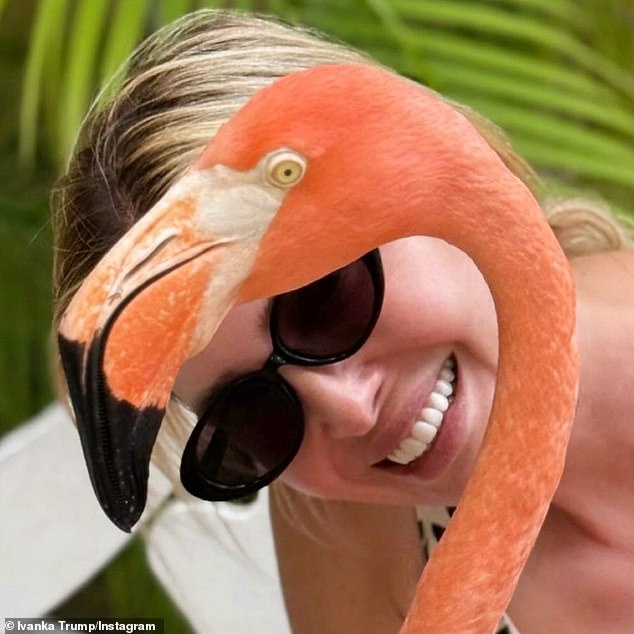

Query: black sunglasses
<box><xmin>179</xmin><ymin>250</ymin><xmax>384</xmax><ymax>501</ymax></box>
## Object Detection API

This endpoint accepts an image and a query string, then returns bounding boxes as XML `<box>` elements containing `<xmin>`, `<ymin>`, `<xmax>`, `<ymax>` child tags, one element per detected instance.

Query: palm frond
<box><xmin>100</xmin><ymin>0</ymin><xmax>153</xmax><ymax>84</ymax></box>
<box><xmin>392</xmin><ymin>0</ymin><xmax>634</xmax><ymax>98</ymax></box>
<box><xmin>364</xmin><ymin>0</ymin><xmax>436</xmax><ymax>84</ymax></box>
<box><xmin>160</xmin><ymin>0</ymin><xmax>195</xmax><ymax>25</ymax></box>
<box><xmin>58</xmin><ymin>0</ymin><xmax>110</xmax><ymax>163</ymax></box>
<box><xmin>15</xmin><ymin>0</ymin><xmax>634</xmax><ymax>213</ymax></box>
<box><xmin>19</xmin><ymin>0</ymin><xmax>69</xmax><ymax>165</ymax></box>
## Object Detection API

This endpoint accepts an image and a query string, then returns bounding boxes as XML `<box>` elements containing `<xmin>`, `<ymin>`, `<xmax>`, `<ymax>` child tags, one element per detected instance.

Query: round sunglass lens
<box><xmin>190</xmin><ymin>376</ymin><xmax>303</xmax><ymax>489</ymax></box>
<box><xmin>274</xmin><ymin>258</ymin><xmax>376</xmax><ymax>357</ymax></box>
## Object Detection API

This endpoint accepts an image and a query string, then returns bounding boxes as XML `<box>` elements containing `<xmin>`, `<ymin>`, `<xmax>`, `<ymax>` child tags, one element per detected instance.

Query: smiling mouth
<box><xmin>380</xmin><ymin>356</ymin><xmax>457</xmax><ymax>466</ymax></box>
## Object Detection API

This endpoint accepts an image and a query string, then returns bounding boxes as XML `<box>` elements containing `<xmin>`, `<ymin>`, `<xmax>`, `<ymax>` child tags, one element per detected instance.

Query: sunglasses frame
<box><xmin>180</xmin><ymin>250</ymin><xmax>385</xmax><ymax>502</ymax></box>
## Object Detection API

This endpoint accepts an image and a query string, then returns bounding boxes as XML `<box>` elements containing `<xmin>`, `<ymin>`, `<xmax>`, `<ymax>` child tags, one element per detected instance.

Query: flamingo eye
<box><xmin>265</xmin><ymin>150</ymin><xmax>306</xmax><ymax>188</ymax></box>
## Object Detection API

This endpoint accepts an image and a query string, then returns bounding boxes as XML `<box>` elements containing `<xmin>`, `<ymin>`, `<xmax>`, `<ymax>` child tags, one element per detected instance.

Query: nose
<box><xmin>280</xmin><ymin>362</ymin><xmax>382</xmax><ymax>440</ymax></box>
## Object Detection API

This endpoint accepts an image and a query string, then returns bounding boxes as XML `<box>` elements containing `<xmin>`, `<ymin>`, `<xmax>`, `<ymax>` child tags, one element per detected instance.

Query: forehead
<box><xmin>173</xmin><ymin>299</ymin><xmax>270</xmax><ymax>411</ymax></box>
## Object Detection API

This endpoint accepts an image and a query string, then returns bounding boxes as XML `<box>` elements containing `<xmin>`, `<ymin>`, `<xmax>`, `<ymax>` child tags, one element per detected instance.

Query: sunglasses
<box><xmin>179</xmin><ymin>250</ymin><xmax>384</xmax><ymax>501</ymax></box>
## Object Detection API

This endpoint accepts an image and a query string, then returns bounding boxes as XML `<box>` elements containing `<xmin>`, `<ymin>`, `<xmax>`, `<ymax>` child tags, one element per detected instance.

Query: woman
<box><xmin>52</xmin><ymin>9</ymin><xmax>634</xmax><ymax>633</ymax></box>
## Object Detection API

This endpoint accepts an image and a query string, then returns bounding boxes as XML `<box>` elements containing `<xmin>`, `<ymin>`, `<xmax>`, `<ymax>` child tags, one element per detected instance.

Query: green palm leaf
<box><xmin>15</xmin><ymin>0</ymin><xmax>634</xmax><ymax>216</ymax></box>
<box><xmin>160</xmin><ymin>0</ymin><xmax>194</xmax><ymax>24</ymax></box>
<box><xmin>392</xmin><ymin>0</ymin><xmax>634</xmax><ymax>97</ymax></box>
<box><xmin>58</xmin><ymin>0</ymin><xmax>110</xmax><ymax>162</ymax></box>
<box><xmin>19</xmin><ymin>0</ymin><xmax>69</xmax><ymax>165</ymax></box>
<box><xmin>100</xmin><ymin>0</ymin><xmax>153</xmax><ymax>85</ymax></box>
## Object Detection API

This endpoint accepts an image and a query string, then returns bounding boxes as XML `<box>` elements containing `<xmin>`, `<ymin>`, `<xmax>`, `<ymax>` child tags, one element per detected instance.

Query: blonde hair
<box><xmin>52</xmin><ymin>9</ymin><xmax>632</xmax><ymax>492</ymax></box>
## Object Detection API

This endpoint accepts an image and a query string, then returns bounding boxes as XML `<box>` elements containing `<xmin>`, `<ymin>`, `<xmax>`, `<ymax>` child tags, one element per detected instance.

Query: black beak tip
<box><xmin>86</xmin><ymin>438</ymin><xmax>150</xmax><ymax>533</ymax></box>
<box><xmin>87</xmin><ymin>399</ymin><xmax>163</xmax><ymax>532</ymax></box>
<box><xmin>58</xmin><ymin>334</ymin><xmax>164</xmax><ymax>533</ymax></box>
<box><xmin>103</xmin><ymin>499</ymin><xmax>144</xmax><ymax>533</ymax></box>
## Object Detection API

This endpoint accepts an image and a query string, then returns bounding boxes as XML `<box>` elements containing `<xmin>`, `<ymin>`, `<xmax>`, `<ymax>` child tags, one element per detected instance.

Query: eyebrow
<box><xmin>195</xmin><ymin>297</ymin><xmax>274</xmax><ymax>414</ymax></box>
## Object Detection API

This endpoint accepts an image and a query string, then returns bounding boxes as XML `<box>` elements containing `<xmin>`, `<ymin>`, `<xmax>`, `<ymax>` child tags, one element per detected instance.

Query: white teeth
<box><xmin>434</xmin><ymin>379</ymin><xmax>453</xmax><ymax>397</ymax></box>
<box><xmin>439</xmin><ymin>367</ymin><xmax>455</xmax><ymax>383</ymax></box>
<box><xmin>385</xmin><ymin>357</ymin><xmax>457</xmax><ymax>466</ymax></box>
<box><xmin>412</xmin><ymin>421</ymin><xmax>437</xmax><ymax>443</ymax></box>
<box><xmin>400</xmin><ymin>437</ymin><xmax>427</xmax><ymax>454</ymax></box>
<box><xmin>387</xmin><ymin>452</ymin><xmax>411</xmax><ymax>465</ymax></box>
<box><xmin>427</xmin><ymin>391</ymin><xmax>449</xmax><ymax>412</ymax></box>
<box><xmin>421</xmin><ymin>407</ymin><xmax>444</xmax><ymax>427</ymax></box>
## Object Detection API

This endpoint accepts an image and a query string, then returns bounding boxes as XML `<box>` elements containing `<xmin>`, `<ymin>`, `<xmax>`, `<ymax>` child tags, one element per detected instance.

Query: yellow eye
<box><xmin>266</xmin><ymin>151</ymin><xmax>307</xmax><ymax>188</ymax></box>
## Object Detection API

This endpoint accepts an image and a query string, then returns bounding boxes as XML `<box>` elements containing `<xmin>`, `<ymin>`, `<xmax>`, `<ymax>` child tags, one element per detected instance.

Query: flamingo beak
<box><xmin>58</xmin><ymin>167</ymin><xmax>284</xmax><ymax>531</ymax></box>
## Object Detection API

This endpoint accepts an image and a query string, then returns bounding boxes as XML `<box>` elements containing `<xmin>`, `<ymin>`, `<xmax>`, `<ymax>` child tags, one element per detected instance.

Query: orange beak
<box><xmin>58</xmin><ymin>167</ymin><xmax>287</xmax><ymax>530</ymax></box>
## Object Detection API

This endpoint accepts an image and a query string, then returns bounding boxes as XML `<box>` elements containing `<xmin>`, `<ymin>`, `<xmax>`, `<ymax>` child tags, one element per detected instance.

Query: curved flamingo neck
<box><xmin>255</xmin><ymin>138</ymin><xmax>577</xmax><ymax>633</ymax></box>
<box><xmin>223</xmin><ymin>65</ymin><xmax>579</xmax><ymax>631</ymax></box>
<box><xmin>403</xmin><ymin>197</ymin><xmax>577</xmax><ymax>632</ymax></box>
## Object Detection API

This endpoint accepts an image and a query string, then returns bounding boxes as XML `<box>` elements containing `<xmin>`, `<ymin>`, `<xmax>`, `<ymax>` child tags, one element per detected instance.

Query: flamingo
<box><xmin>57</xmin><ymin>64</ymin><xmax>578</xmax><ymax>633</ymax></box>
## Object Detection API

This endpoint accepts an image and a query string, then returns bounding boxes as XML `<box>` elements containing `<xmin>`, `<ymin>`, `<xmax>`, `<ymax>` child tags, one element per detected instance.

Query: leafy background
<box><xmin>1</xmin><ymin>0</ymin><xmax>632</xmax><ymax>629</ymax></box>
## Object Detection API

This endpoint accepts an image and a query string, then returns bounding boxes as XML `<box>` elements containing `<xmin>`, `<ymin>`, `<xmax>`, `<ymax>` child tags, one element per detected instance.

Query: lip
<box><xmin>371</xmin><ymin>355</ymin><xmax>464</xmax><ymax>481</ymax></box>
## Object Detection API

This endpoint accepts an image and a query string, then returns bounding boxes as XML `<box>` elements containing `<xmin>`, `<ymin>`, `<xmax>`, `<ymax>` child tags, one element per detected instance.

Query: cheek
<box><xmin>280</xmin><ymin>434</ymin><xmax>348</xmax><ymax>498</ymax></box>
<box><xmin>174</xmin><ymin>300</ymin><xmax>270</xmax><ymax>408</ymax></box>
<box><xmin>378</xmin><ymin>237</ymin><xmax>498</xmax><ymax>364</ymax></box>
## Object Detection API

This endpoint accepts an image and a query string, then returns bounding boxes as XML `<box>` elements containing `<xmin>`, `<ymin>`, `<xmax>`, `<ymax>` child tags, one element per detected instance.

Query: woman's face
<box><xmin>174</xmin><ymin>237</ymin><xmax>499</xmax><ymax>507</ymax></box>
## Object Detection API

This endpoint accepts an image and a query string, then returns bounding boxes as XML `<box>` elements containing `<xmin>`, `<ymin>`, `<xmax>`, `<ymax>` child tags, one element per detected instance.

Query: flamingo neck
<box><xmin>233</xmin><ymin>66</ymin><xmax>580</xmax><ymax>630</ymax></box>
